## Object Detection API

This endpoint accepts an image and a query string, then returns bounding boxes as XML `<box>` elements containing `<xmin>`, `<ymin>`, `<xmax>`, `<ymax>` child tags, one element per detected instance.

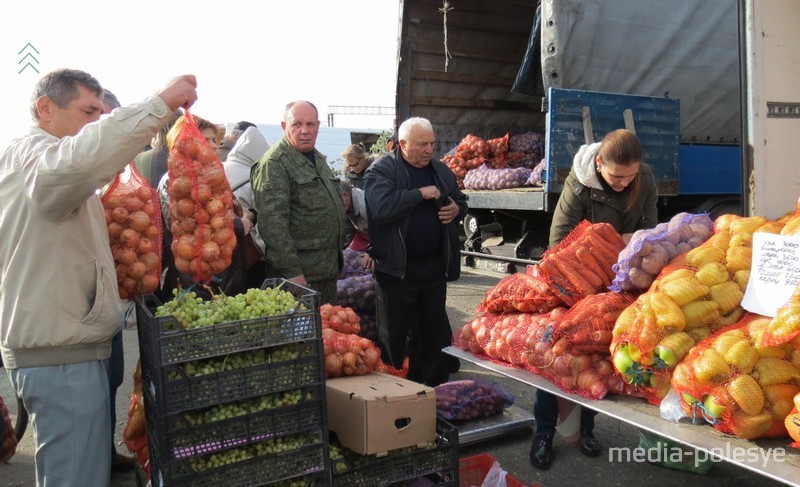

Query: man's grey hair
<box><xmin>398</xmin><ymin>117</ymin><xmax>433</xmax><ymax>142</ymax></box>
<box><xmin>103</xmin><ymin>88</ymin><xmax>121</xmax><ymax>110</ymax></box>
<box><xmin>30</xmin><ymin>68</ymin><xmax>103</xmax><ymax>121</ymax></box>
<box><xmin>284</xmin><ymin>100</ymin><xmax>319</xmax><ymax>121</ymax></box>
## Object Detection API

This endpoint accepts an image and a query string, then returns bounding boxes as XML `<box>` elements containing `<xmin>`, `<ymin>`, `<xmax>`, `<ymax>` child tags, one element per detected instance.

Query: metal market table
<box><xmin>444</xmin><ymin>346</ymin><xmax>800</xmax><ymax>487</ymax></box>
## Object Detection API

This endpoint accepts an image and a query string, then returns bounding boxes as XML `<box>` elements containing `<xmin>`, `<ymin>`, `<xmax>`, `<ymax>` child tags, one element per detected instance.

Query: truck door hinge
<box><xmin>767</xmin><ymin>102</ymin><xmax>800</xmax><ymax>118</ymax></box>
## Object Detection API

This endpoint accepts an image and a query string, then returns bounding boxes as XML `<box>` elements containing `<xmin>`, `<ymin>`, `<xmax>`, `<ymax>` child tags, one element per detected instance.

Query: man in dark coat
<box><xmin>364</xmin><ymin>117</ymin><xmax>467</xmax><ymax>386</ymax></box>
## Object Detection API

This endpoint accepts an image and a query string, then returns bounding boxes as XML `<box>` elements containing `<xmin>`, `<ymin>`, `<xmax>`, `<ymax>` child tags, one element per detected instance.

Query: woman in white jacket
<box><xmin>223</xmin><ymin>126</ymin><xmax>270</xmax><ymax>287</ymax></box>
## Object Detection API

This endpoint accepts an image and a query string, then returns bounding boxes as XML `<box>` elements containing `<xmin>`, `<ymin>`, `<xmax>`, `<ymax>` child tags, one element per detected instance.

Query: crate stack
<box><xmin>135</xmin><ymin>279</ymin><xmax>331</xmax><ymax>486</ymax></box>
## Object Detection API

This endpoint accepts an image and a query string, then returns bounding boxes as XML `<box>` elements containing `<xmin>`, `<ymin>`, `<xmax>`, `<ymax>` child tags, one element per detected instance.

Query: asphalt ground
<box><xmin>0</xmin><ymin>269</ymin><xmax>791</xmax><ymax>486</ymax></box>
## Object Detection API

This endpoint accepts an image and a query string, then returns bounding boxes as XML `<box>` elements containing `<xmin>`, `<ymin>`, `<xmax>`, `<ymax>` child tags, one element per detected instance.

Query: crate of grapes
<box><xmin>330</xmin><ymin>418</ymin><xmax>459</xmax><ymax>486</ymax></box>
<box><xmin>148</xmin><ymin>427</ymin><xmax>331</xmax><ymax>487</ymax></box>
<box><xmin>143</xmin><ymin>340</ymin><xmax>323</xmax><ymax>415</ymax></box>
<box><xmin>143</xmin><ymin>381</ymin><xmax>327</xmax><ymax>463</ymax></box>
<box><xmin>135</xmin><ymin>279</ymin><xmax>320</xmax><ymax>366</ymax></box>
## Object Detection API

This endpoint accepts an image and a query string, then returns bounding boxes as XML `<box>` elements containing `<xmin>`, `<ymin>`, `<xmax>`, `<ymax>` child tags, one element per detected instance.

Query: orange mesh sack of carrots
<box><xmin>477</xmin><ymin>272</ymin><xmax>565</xmax><ymax>314</ymax></box>
<box><xmin>537</xmin><ymin>220</ymin><xmax>626</xmax><ymax>306</ymax></box>
<box><xmin>610</xmin><ymin>214</ymin><xmax>782</xmax><ymax>404</ymax></box>
<box><xmin>167</xmin><ymin>112</ymin><xmax>236</xmax><ymax>283</ymax></box>
<box><xmin>671</xmin><ymin>314</ymin><xmax>800</xmax><ymax>439</ymax></box>
<box><xmin>610</xmin><ymin>212</ymin><xmax>713</xmax><ymax>292</ymax></box>
<box><xmin>102</xmin><ymin>164</ymin><xmax>163</xmax><ymax>299</ymax></box>
<box><xmin>525</xmin><ymin>293</ymin><xmax>632</xmax><ymax>399</ymax></box>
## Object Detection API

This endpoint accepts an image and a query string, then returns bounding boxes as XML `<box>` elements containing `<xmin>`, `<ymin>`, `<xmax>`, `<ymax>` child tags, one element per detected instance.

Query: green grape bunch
<box><xmin>155</xmin><ymin>284</ymin><xmax>305</xmax><ymax>329</ymax></box>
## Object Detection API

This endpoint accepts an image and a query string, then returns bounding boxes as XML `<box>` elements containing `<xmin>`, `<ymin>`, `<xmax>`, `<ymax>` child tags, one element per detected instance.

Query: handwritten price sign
<box><xmin>741</xmin><ymin>232</ymin><xmax>800</xmax><ymax>317</ymax></box>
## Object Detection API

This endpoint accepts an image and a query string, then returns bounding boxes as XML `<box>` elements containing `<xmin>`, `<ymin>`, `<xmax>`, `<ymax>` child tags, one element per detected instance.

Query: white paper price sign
<box><xmin>741</xmin><ymin>232</ymin><xmax>800</xmax><ymax>317</ymax></box>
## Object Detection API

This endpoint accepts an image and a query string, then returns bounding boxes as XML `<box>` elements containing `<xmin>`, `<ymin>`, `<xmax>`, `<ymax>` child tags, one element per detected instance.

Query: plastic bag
<box><xmin>102</xmin><ymin>164</ymin><xmax>163</xmax><ymax>299</ymax></box>
<box><xmin>435</xmin><ymin>379</ymin><xmax>514</xmax><ymax>421</ymax></box>
<box><xmin>336</xmin><ymin>274</ymin><xmax>376</xmax><ymax>313</ymax></box>
<box><xmin>659</xmin><ymin>388</ymin><xmax>694</xmax><ymax>423</ymax></box>
<box><xmin>480</xmin><ymin>461</ymin><xmax>508</xmax><ymax>487</ymax></box>
<box><xmin>0</xmin><ymin>394</ymin><xmax>18</xmax><ymax>463</ymax></box>
<box><xmin>637</xmin><ymin>429</ymin><xmax>715</xmax><ymax>474</ymax></box>
<box><xmin>167</xmin><ymin>111</ymin><xmax>236</xmax><ymax>283</ymax></box>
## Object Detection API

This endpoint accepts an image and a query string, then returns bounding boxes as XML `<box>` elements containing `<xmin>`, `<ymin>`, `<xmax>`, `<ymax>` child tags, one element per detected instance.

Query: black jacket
<box><xmin>364</xmin><ymin>149</ymin><xmax>468</xmax><ymax>280</ymax></box>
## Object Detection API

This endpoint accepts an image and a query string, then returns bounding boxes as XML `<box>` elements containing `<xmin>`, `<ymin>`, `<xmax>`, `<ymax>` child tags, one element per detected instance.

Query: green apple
<box><xmin>703</xmin><ymin>394</ymin><xmax>726</xmax><ymax>421</ymax></box>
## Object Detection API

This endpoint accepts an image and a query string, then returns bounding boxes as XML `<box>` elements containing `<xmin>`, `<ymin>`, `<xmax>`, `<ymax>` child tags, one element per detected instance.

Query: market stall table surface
<box><xmin>444</xmin><ymin>346</ymin><xmax>800</xmax><ymax>487</ymax></box>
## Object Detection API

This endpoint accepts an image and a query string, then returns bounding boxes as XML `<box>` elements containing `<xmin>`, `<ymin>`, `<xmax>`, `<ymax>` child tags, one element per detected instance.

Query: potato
<box><xmin>641</xmin><ymin>244</ymin><xmax>669</xmax><ymax>274</ymax></box>
<box><xmin>628</xmin><ymin>266</ymin><xmax>656</xmax><ymax>290</ymax></box>
<box><xmin>660</xmin><ymin>240</ymin><xmax>678</xmax><ymax>260</ymax></box>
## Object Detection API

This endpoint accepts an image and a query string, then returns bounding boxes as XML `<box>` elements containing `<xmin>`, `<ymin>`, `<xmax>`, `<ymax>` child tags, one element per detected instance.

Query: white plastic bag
<box><xmin>555</xmin><ymin>397</ymin><xmax>581</xmax><ymax>446</ymax></box>
<box><xmin>480</xmin><ymin>460</ymin><xmax>508</xmax><ymax>487</ymax></box>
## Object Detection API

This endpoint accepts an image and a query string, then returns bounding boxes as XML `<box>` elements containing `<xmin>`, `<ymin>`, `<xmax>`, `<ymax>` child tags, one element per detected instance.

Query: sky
<box><xmin>0</xmin><ymin>0</ymin><xmax>401</xmax><ymax>147</ymax></box>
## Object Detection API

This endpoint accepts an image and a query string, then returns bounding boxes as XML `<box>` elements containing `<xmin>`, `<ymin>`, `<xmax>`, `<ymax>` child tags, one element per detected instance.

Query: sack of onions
<box><xmin>102</xmin><ymin>164</ymin><xmax>163</xmax><ymax>299</ymax></box>
<box><xmin>167</xmin><ymin>112</ymin><xmax>237</xmax><ymax>283</ymax></box>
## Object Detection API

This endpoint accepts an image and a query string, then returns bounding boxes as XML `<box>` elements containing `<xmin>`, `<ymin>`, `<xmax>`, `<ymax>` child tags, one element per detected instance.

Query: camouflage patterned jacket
<box><xmin>251</xmin><ymin>136</ymin><xmax>345</xmax><ymax>282</ymax></box>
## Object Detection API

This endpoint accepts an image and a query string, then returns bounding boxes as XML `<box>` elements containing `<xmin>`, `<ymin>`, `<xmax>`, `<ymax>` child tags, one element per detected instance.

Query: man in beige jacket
<box><xmin>0</xmin><ymin>68</ymin><xmax>196</xmax><ymax>487</ymax></box>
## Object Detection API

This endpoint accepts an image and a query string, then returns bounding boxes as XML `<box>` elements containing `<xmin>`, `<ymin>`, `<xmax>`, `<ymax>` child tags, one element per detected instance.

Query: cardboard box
<box><xmin>326</xmin><ymin>372</ymin><xmax>437</xmax><ymax>455</ymax></box>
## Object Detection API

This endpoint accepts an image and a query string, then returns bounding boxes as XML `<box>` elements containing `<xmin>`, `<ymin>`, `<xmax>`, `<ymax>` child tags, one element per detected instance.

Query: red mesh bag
<box><xmin>484</xmin><ymin>133</ymin><xmax>509</xmax><ymax>169</ymax></box>
<box><xmin>610</xmin><ymin>214</ymin><xmax>781</xmax><ymax>404</ymax></box>
<box><xmin>322</xmin><ymin>328</ymin><xmax>382</xmax><ymax>378</ymax></box>
<box><xmin>456</xmin><ymin>310</ymin><xmax>565</xmax><ymax>367</ymax></box>
<box><xmin>375</xmin><ymin>356</ymin><xmax>409</xmax><ymax>378</ymax></box>
<box><xmin>477</xmin><ymin>272</ymin><xmax>565</xmax><ymax>314</ymax></box>
<box><xmin>787</xmin><ymin>400</ymin><xmax>800</xmax><ymax>449</ymax></box>
<box><xmin>0</xmin><ymin>394</ymin><xmax>17</xmax><ymax>463</ymax></box>
<box><xmin>549</xmin><ymin>291</ymin><xmax>635</xmax><ymax>356</ymax></box>
<box><xmin>537</xmin><ymin>221</ymin><xmax>626</xmax><ymax>306</ymax></box>
<box><xmin>670</xmin><ymin>314</ymin><xmax>800</xmax><ymax>439</ymax></box>
<box><xmin>320</xmin><ymin>303</ymin><xmax>361</xmax><ymax>335</ymax></box>
<box><xmin>102</xmin><ymin>164</ymin><xmax>163</xmax><ymax>299</ymax></box>
<box><xmin>167</xmin><ymin>111</ymin><xmax>236</xmax><ymax>284</ymax></box>
<box><xmin>455</xmin><ymin>134</ymin><xmax>490</xmax><ymax>160</ymax></box>
<box><xmin>523</xmin><ymin>294</ymin><xmax>632</xmax><ymax>399</ymax></box>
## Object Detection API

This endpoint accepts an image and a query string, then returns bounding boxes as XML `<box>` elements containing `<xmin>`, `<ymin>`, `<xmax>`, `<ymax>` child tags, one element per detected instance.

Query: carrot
<box><xmin>537</xmin><ymin>259</ymin><xmax>574</xmax><ymax>299</ymax></box>
<box><xmin>576</xmin><ymin>245</ymin><xmax>611</xmax><ymax>286</ymax></box>
<box><xmin>589</xmin><ymin>241</ymin><xmax>621</xmax><ymax>275</ymax></box>
<box><xmin>549</xmin><ymin>252</ymin><xmax>597</xmax><ymax>296</ymax></box>
<box><xmin>590</xmin><ymin>222</ymin><xmax>627</xmax><ymax>249</ymax></box>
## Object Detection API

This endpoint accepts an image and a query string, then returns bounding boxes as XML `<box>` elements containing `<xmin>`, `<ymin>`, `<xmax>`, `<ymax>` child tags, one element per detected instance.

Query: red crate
<box><xmin>458</xmin><ymin>453</ymin><xmax>535</xmax><ymax>487</ymax></box>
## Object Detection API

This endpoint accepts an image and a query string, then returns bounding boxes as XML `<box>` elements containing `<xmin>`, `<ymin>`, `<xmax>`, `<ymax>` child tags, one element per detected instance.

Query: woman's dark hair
<box><xmin>598</xmin><ymin>129</ymin><xmax>643</xmax><ymax>212</ymax></box>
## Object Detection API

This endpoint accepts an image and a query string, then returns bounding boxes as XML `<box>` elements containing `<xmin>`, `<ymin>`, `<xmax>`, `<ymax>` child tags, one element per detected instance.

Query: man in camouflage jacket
<box><xmin>251</xmin><ymin>101</ymin><xmax>345</xmax><ymax>304</ymax></box>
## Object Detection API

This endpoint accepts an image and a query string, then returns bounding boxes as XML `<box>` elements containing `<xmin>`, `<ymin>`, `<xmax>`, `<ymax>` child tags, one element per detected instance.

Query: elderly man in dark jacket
<box><xmin>364</xmin><ymin>117</ymin><xmax>468</xmax><ymax>386</ymax></box>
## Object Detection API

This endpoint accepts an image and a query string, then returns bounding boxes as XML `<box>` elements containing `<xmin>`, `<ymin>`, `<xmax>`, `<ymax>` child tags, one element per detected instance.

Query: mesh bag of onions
<box><xmin>463</xmin><ymin>164</ymin><xmax>532</xmax><ymax>190</ymax></box>
<box><xmin>435</xmin><ymin>379</ymin><xmax>515</xmax><ymax>421</ymax></box>
<box><xmin>102</xmin><ymin>164</ymin><xmax>163</xmax><ymax>299</ymax></box>
<box><xmin>167</xmin><ymin>112</ymin><xmax>237</xmax><ymax>283</ymax></box>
